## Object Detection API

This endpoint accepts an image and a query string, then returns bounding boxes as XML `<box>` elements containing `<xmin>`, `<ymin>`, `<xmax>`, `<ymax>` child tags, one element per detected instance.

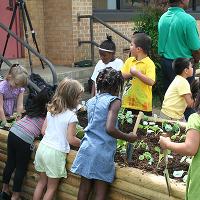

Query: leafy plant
<box><xmin>138</xmin><ymin>120</ymin><xmax>162</xmax><ymax>135</ymax></box>
<box><xmin>139</xmin><ymin>151</ymin><xmax>154</xmax><ymax>165</ymax></box>
<box><xmin>136</xmin><ymin>140</ymin><xmax>149</xmax><ymax>150</ymax></box>
<box><xmin>117</xmin><ymin>139</ymin><xmax>127</xmax><ymax>153</ymax></box>
<box><xmin>154</xmin><ymin>146</ymin><xmax>164</xmax><ymax>168</ymax></box>
<box><xmin>161</xmin><ymin>121</ymin><xmax>181</xmax><ymax>141</ymax></box>
<box><xmin>118</xmin><ymin>108</ymin><xmax>134</xmax><ymax>127</ymax></box>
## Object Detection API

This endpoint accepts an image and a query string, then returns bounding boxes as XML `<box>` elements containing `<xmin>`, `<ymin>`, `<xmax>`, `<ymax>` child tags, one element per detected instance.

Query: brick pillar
<box><xmin>72</xmin><ymin>0</ymin><xmax>92</xmax><ymax>64</ymax></box>
<box><xmin>24</xmin><ymin>0</ymin><xmax>45</xmax><ymax>66</ymax></box>
<box><xmin>44</xmin><ymin>0</ymin><xmax>73</xmax><ymax>65</ymax></box>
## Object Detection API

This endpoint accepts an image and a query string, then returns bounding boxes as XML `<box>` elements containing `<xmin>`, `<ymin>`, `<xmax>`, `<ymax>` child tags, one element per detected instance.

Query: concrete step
<box><xmin>2</xmin><ymin>59</ymin><xmax>94</xmax><ymax>102</ymax></box>
<box><xmin>1</xmin><ymin>59</ymin><xmax>94</xmax><ymax>88</ymax></box>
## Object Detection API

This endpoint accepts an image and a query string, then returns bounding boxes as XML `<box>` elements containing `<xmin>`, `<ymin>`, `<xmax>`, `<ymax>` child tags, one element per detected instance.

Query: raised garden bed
<box><xmin>77</xmin><ymin>110</ymin><xmax>189</xmax><ymax>183</ymax></box>
<box><xmin>0</xmin><ymin>110</ymin><xmax>187</xmax><ymax>200</ymax></box>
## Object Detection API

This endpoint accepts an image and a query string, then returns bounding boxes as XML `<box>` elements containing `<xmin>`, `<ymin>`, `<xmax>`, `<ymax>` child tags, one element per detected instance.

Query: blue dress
<box><xmin>71</xmin><ymin>93</ymin><xmax>118</xmax><ymax>183</ymax></box>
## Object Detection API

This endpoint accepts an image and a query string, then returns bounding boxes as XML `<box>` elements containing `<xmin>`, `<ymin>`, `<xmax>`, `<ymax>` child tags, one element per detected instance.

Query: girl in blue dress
<box><xmin>71</xmin><ymin>67</ymin><xmax>137</xmax><ymax>200</ymax></box>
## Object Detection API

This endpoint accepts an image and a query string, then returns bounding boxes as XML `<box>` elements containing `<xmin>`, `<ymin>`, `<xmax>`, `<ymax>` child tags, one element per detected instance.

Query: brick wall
<box><xmin>44</xmin><ymin>0</ymin><xmax>73</xmax><ymax>65</ymax></box>
<box><xmin>24</xmin><ymin>0</ymin><xmax>200</xmax><ymax>67</ymax></box>
<box><xmin>71</xmin><ymin>0</ymin><xmax>132</xmax><ymax>65</ymax></box>
<box><xmin>25</xmin><ymin>0</ymin><xmax>45</xmax><ymax>66</ymax></box>
<box><xmin>72</xmin><ymin>0</ymin><xmax>92</xmax><ymax>64</ymax></box>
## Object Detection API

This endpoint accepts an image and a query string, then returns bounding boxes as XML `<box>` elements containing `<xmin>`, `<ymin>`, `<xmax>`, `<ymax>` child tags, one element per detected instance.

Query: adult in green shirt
<box><xmin>158</xmin><ymin>0</ymin><xmax>200</xmax><ymax>120</ymax></box>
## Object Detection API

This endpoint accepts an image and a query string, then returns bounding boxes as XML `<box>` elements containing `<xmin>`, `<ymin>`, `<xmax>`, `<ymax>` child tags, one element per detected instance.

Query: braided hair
<box><xmin>99</xmin><ymin>34</ymin><xmax>116</xmax><ymax>52</ymax></box>
<box><xmin>96</xmin><ymin>67</ymin><xmax>124</xmax><ymax>96</ymax></box>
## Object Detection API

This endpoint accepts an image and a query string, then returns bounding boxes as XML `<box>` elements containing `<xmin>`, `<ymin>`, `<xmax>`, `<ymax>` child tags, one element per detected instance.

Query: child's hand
<box><xmin>159</xmin><ymin>136</ymin><xmax>171</xmax><ymax>149</ymax></box>
<box><xmin>127</xmin><ymin>132</ymin><xmax>137</xmax><ymax>143</ymax></box>
<box><xmin>130</xmin><ymin>66</ymin><xmax>138</xmax><ymax>76</ymax></box>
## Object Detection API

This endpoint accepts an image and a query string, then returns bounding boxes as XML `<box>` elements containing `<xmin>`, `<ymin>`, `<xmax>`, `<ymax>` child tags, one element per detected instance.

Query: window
<box><xmin>93</xmin><ymin>0</ymin><xmax>200</xmax><ymax>11</ymax></box>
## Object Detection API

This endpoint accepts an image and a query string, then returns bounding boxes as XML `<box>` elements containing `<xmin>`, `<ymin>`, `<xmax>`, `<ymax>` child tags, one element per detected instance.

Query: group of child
<box><xmin>0</xmin><ymin>32</ymin><xmax>199</xmax><ymax>200</ymax></box>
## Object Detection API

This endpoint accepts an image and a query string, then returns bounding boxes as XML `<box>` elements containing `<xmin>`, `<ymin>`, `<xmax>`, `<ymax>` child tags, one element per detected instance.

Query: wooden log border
<box><xmin>0</xmin><ymin>130</ymin><xmax>186</xmax><ymax>200</ymax></box>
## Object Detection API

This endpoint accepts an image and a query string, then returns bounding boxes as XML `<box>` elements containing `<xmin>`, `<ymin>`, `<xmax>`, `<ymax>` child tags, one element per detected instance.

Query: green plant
<box><xmin>117</xmin><ymin>139</ymin><xmax>127</xmax><ymax>153</ymax></box>
<box><xmin>136</xmin><ymin>140</ymin><xmax>149</xmax><ymax>150</ymax></box>
<box><xmin>162</xmin><ymin>121</ymin><xmax>181</xmax><ymax>141</ymax></box>
<box><xmin>154</xmin><ymin>146</ymin><xmax>164</xmax><ymax>168</ymax></box>
<box><xmin>139</xmin><ymin>151</ymin><xmax>154</xmax><ymax>165</ymax></box>
<box><xmin>118</xmin><ymin>108</ymin><xmax>134</xmax><ymax>127</ymax></box>
<box><xmin>138</xmin><ymin>120</ymin><xmax>162</xmax><ymax>135</ymax></box>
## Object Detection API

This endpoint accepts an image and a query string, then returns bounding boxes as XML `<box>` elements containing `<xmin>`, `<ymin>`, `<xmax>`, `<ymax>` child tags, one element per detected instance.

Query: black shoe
<box><xmin>0</xmin><ymin>192</ymin><xmax>11</xmax><ymax>200</ymax></box>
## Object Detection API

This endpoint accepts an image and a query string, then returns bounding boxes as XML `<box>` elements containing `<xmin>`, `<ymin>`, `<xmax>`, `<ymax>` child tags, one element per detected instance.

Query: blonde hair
<box><xmin>48</xmin><ymin>78</ymin><xmax>84</xmax><ymax>115</ymax></box>
<box><xmin>6</xmin><ymin>64</ymin><xmax>28</xmax><ymax>87</ymax></box>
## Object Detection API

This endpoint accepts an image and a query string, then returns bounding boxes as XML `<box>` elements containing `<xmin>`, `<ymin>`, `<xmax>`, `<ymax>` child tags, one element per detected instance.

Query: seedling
<box><xmin>139</xmin><ymin>151</ymin><xmax>154</xmax><ymax>165</ymax></box>
<box><xmin>138</xmin><ymin>121</ymin><xmax>162</xmax><ymax>135</ymax></box>
<box><xmin>118</xmin><ymin>108</ymin><xmax>134</xmax><ymax>126</ymax></box>
<box><xmin>154</xmin><ymin>146</ymin><xmax>164</xmax><ymax>168</ymax></box>
<box><xmin>117</xmin><ymin>139</ymin><xmax>127</xmax><ymax>153</ymax></box>
<box><xmin>136</xmin><ymin>140</ymin><xmax>149</xmax><ymax>150</ymax></box>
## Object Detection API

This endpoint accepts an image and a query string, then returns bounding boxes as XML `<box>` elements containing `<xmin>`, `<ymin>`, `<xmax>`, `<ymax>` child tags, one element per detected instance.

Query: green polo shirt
<box><xmin>158</xmin><ymin>7</ymin><xmax>200</xmax><ymax>59</ymax></box>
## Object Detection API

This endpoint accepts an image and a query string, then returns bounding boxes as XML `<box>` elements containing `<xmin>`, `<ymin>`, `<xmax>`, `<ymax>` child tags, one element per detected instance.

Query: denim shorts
<box><xmin>34</xmin><ymin>142</ymin><xmax>67</xmax><ymax>178</ymax></box>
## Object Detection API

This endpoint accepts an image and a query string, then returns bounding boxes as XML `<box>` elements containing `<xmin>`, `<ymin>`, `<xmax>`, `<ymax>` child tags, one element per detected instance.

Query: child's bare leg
<box><xmin>43</xmin><ymin>177</ymin><xmax>60</xmax><ymax>200</ymax></box>
<box><xmin>94</xmin><ymin>179</ymin><xmax>109</xmax><ymax>200</ymax></box>
<box><xmin>77</xmin><ymin>176</ymin><xmax>93</xmax><ymax>200</ymax></box>
<box><xmin>2</xmin><ymin>183</ymin><xmax>10</xmax><ymax>194</ymax></box>
<box><xmin>33</xmin><ymin>172</ymin><xmax>48</xmax><ymax>200</ymax></box>
<box><xmin>11</xmin><ymin>192</ymin><xmax>20</xmax><ymax>200</ymax></box>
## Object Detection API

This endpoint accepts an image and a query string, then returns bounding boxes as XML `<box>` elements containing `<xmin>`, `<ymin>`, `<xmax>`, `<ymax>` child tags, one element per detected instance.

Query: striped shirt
<box><xmin>10</xmin><ymin>115</ymin><xmax>45</xmax><ymax>144</ymax></box>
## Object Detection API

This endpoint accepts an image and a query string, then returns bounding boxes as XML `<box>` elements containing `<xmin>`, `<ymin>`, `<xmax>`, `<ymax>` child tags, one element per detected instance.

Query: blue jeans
<box><xmin>160</xmin><ymin>57</ymin><xmax>195</xmax><ymax>121</ymax></box>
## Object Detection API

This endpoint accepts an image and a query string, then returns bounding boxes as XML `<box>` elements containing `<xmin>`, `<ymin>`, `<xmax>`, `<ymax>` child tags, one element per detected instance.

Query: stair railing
<box><xmin>77</xmin><ymin>14</ymin><xmax>131</xmax><ymax>66</ymax></box>
<box><xmin>0</xmin><ymin>22</ymin><xmax>58</xmax><ymax>91</ymax></box>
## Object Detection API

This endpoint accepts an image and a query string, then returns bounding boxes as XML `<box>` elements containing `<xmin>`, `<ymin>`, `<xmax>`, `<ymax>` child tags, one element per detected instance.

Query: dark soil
<box><xmin>77</xmin><ymin>110</ymin><xmax>189</xmax><ymax>182</ymax></box>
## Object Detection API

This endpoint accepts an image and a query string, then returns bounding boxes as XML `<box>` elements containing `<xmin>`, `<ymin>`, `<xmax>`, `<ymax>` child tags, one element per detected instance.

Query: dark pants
<box><xmin>160</xmin><ymin>58</ymin><xmax>195</xmax><ymax>121</ymax></box>
<box><xmin>2</xmin><ymin>132</ymin><xmax>32</xmax><ymax>192</ymax></box>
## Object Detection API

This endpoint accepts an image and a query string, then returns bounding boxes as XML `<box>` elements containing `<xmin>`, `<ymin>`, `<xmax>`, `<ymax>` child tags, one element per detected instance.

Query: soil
<box><xmin>77</xmin><ymin>110</ymin><xmax>189</xmax><ymax>182</ymax></box>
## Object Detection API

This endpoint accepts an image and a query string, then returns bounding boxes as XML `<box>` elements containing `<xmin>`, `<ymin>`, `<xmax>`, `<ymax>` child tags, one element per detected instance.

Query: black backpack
<box><xmin>25</xmin><ymin>73</ymin><xmax>56</xmax><ymax>111</ymax></box>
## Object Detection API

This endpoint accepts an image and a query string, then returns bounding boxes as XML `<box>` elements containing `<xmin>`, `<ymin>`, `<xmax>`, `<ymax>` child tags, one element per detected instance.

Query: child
<box><xmin>33</xmin><ymin>78</ymin><xmax>83</xmax><ymax>200</ymax></box>
<box><xmin>0</xmin><ymin>64</ymin><xmax>28</xmax><ymax>126</ymax></box>
<box><xmin>160</xmin><ymin>58</ymin><xmax>194</xmax><ymax>121</ymax></box>
<box><xmin>0</xmin><ymin>87</ymin><xmax>53</xmax><ymax>200</ymax></box>
<box><xmin>159</xmin><ymin>92</ymin><xmax>200</xmax><ymax>199</ymax></box>
<box><xmin>90</xmin><ymin>35</ymin><xmax>124</xmax><ymax>96</ymax></box>
<box><xmin>71</xmin><ymin>67</ymin><xmax>137</xmax><ymax>200</ymax></box>
<box><xmin>121</xmin><ymin>32</ymin><xmax>156</xmax><ymax>116</ymax></box>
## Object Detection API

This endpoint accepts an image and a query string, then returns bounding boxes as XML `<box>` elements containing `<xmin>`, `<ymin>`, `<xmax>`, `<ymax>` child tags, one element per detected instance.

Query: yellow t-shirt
<box><xmin>161</xmin><ymin>75</ymin><xmax>191</xmax><ymax>119</ymax></box>
<box><xmin>121</xmin><ymin>57</ymin><xmax>156</xmax><ymax>112</ymax></box>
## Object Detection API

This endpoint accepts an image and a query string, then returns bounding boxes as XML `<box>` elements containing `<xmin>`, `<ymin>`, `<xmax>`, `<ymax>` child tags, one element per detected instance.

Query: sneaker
<box><xmin>0</xmin><ymin>192</ymin><xmax>11</xmax><ymax>200</ymax></box>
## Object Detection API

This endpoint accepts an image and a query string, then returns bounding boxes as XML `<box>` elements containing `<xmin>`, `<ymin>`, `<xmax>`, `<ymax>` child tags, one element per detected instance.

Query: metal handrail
<box><xmin>0</xmin><ymin>53</ymin><xmax>45</xmax><ymax>92</ymax></box>
<box><xmin>0</xmin><ymin>22</ymin><xmax>58</xmax><ymax>88</ymax></box>
<box><xmin>77</xmin><ymin>14</ymin><xmax>131</xmax><ymax>65</ymax></box>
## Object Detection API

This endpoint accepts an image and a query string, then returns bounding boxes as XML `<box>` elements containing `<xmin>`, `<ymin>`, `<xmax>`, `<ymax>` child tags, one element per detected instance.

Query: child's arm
<box><xmin>106</xmin><ymin>99</ymin><xmax>137</xmax><ymax>142</ymax></box>
<box><xmin>182</xmin><ymin>93</ymin><xmax>194</xmax><ymax>108</ymax></box>
<box><xmin>0</xmin><ymin>94</ymin><xmax>7</xmax><ymax>124</ymax></box>
<box><xmin>159</xmin><ymin>129</ymin><xmax>200</xmax><ymax>156</ymax></box>
<box><xmin>67</xmin><ymin>122</ymin><xmax>81</xmax><ymax>147</ymax></box>
<box><xmin>41</xmin><ymin>118</ymin><xmax>47</xmax><ymax>135</ymax></box>
<box><xmin>16</xmin><ymin>92</ymin><xmax>24</xmax><ymax>118</ymax></box>
<box><xmin>130</xmin><ymin>67</ymin><xmax>155</xmax><ymax>86</ymax></box>
<box><xmin>122</xmin><ymin>72</ymin><xmax>132</xmax><ymax>80</ymax></box>
<box><xmin>91</xmin><ymin>81</ymin><xmax>96</xmax><ymax>97</ymax></box>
